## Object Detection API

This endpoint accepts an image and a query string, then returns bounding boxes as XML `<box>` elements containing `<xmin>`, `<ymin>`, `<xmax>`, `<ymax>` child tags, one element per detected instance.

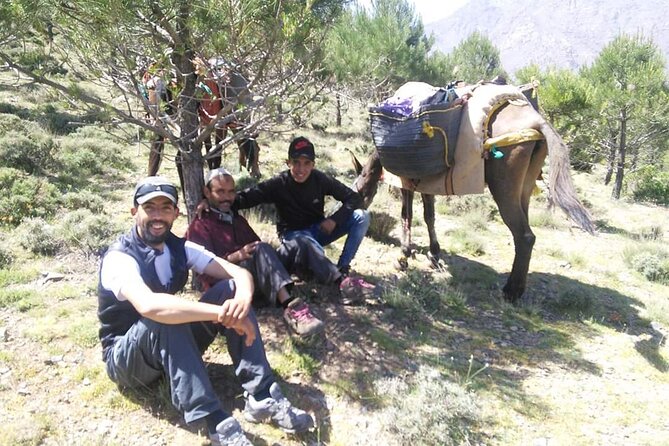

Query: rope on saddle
<box><xmin>421</xmin><ymin>121</ymin><xmax>451</xmax><ymax>168</ymax></box>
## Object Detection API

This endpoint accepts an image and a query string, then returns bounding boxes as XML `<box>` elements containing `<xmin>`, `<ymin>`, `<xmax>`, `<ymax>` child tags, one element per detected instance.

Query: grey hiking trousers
<box><xmin>241</xmin><ymin>239</ymin><xmax>341</xmax><ymax>307</ymax></box>
<box><xmin>104</xmin><ymin>280</ymin><xmax>274</xmax><ymax>424</ymax></box>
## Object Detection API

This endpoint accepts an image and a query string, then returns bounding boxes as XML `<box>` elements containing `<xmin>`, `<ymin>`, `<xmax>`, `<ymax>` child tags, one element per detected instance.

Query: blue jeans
<box><xmin>281</xmin><ymin>209</ymin><xmax>370</xmax><ymax>270</ymax></box>
<box><xmin>104</xmin><ymin>280</ymin><xmax>274</xmax><ymax>424</ymax></box>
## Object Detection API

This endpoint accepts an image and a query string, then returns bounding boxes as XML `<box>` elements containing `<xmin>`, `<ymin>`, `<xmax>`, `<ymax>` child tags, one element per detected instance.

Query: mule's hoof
<box><xmin>427</xmin><ymin>252</ymin><xmax>446</xmax><ymax>271</ymax></box>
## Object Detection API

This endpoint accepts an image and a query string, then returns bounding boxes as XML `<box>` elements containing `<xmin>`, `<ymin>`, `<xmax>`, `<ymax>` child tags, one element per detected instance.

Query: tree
<box><xmin>446</xmin><ymin>31</ymin><xmax>507</xmax><ymax>84</ymax></box>
<box><xmin>323</xmin><ymin>0</ymin><xmax>451</xmax><ymax>116</ymax></box>
<box><xmin>581</xmin><ymin>34</ymin><xmax>669</xmax><ymax>199</ymax></box>
<box><xmin>517</xmin><ymin>65</ymin><xmax>599</xmax><ymax>171</ymax></box>
<box><xmin>0</xmin><ymin>0</ymin><xmax>346</xmax><ymax>220</ymax></box>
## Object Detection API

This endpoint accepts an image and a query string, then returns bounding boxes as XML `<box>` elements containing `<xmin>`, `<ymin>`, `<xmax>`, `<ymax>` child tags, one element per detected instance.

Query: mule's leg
<box><xmin>248</xmin><ymin>139</ymin><xmax>261</xmax><ymax>178</ymax></box>
<box><xmin>485</xmin><ymin>142</ymin><xmax>537</xmax><ymax>301</ymax></box>
<box><xmin>398</xmin><ymin>189</ymin><xmax>414</xmax><ymax>270</ymax></box>
<box><xmin>148</xmin><ymin>136</ymin><xmax>163</xmax><ymax>176</ymax></box>
<box><xmin>421</xmin><ymin>193</ymin><xmax>441</xmax><ymax>267</ymax></box>
<box><xmin>212</xmin><ymin>128</ymin><xmax>224</xmax><ymax>169</ymax></box>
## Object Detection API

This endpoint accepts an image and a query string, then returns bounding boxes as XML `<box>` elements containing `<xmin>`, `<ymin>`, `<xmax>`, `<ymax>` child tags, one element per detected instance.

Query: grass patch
<box><xmin>375</xmin><ymin>366</ymin><xmax>484</xmax><ymax>445</ymax></box>
<box><xmin>546</xmin><ymin>285</ymin><xmax>593</xmax><ymax>318</ymax></box>
<box><xmin>447</xmin><ymin>228</ymin><xmax>486</xmax><ymax>257</ymax></box>
<box><xmin>0</xmin><ymin>268</ymin><xmax>40</xmax><ymax>288</ymax></box>
<box><xmin>0</xmin><ymin>287</ymin><xmax>41</xmax><ymax>310</ymax></box>
<box><xmin>67</xmin><ymin>317</ymin><xmax>99</xmax><ymax>348</ymax></box>
<box><xmin>381</xmin><ymin>268</ymin><xmax>458</xmax><ymax>319</ymax></box>
<box><xmin>269</xmin><ymin>338</ymin><xmax>321</xmax><ymax>378</ymax></box>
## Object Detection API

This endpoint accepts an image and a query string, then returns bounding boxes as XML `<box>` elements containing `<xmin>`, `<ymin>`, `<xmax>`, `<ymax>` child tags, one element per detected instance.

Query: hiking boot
<box><xmin>210</xmin><ymin>417</ymin><xmax>253</xmax><ymax>446</ymax></box>
<box><xmin>283</xmin><ymin>299</ymin><xmax>325</xmax><ymax>337</ymax></box>
<box><xmin>339</xmin><ymin>276</ymin><xmax>376</xmax><ymax>305</ymax></box>
<box><xmin>244</xmin><ymin>382</ymin><xmax>314</xmax><ymax>433</ymax></box>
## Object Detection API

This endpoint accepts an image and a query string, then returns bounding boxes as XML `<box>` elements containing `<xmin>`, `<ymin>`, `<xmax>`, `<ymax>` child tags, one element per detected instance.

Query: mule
<box><xmin>144</xmin><ymin>58</ymin><xmax>262</xmax><ymax>184</ymax></box>
<box><xmin>352</xmin><ymin>95</ymin><xmax>595</xmax><ymax>302</ymax></box>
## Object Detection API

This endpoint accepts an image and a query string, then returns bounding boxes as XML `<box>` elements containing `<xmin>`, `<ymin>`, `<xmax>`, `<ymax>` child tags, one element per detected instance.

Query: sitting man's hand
<box><xmin>230</xmin><ymin>317</ymin><xmax>256</xmax><ymax>347</ymax></box>
<box><xmin>319</xmin><ymin>218</ymin><xmax>336</xmax><ymax>235</ymax></box>
<box><xmin>235</xmin><ymin>241</ymin><xmax>259</xmax><ymax>263</ymax></box>
<box><xmin>195</xmin><ymin>198</ymin><xmax>210</xmax><ymax>219</ymax></box>
<box><xmin>218</xmin><ymin>296</ymin><xmax>252</xmax><ymax>327</ymax></box>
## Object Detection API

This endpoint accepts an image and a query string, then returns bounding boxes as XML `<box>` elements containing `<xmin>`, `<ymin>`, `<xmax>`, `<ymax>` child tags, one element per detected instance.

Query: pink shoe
<box><xmin>283</xmin><ymin>299</ymin><xmax>325</xmax><ymax>336</ymax></box>
<box><xmin>339</xmin><ymin>276</ymin><xmax>376</xmax><ymax>305</ymax></box>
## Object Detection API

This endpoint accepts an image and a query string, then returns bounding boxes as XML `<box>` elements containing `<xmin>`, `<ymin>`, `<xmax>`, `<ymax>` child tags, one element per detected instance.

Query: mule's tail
<box><xmin>540</xmin><ymin>120</ymin><xmax>596</xmax><ymax>235</ymax></box>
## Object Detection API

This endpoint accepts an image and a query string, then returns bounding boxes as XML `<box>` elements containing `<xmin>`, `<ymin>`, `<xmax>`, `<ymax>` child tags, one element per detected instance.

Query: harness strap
<box><xmin>483</xmin><ymin>128</ymin><xmax>544</xmax><ymax>151</ymax></box>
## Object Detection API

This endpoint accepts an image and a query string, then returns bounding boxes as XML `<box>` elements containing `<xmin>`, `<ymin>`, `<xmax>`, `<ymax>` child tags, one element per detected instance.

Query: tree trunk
<box><xmin>604</xmin><ymin>132</ymin><xmax>617</xmax><ymax>185</ymax></box>
<box><xmin>336</xmin><ymin>92</ymin><xmax>342</xmax><ymax>127</ymax></box>
<box><xmin>174</xmin><ymin>1</ymin><xmax>204</xmax><ymax>223</ymax></box>
<box><xmin>611</xmin><ymin>108</ymin><xmax>627</xmax><ymax>199</ymax></box>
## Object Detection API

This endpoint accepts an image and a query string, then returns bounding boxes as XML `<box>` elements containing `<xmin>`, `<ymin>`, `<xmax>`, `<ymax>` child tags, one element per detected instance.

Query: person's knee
<box><xmin>200</xmin><ymin>279</ymin><xmax>235</xmax><ymax>305</ymax></box>
<box><xmin>353</xmin><ymin>209</ymin><xmax>371</xmax><ymax>231</ymax></box>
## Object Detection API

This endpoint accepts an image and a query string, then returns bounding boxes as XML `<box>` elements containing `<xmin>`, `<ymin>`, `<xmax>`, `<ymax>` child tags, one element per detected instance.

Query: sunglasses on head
<box><xmin>134</xmin><ymin>183</ymin><xmax>178</xmax><ymax>202</ymax></box>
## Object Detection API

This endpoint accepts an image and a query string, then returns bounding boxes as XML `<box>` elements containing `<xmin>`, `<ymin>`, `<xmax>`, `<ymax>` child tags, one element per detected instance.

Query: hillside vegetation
<box><xmin>1</xmin><ymin>69</ymin><xmax>669</xmax><ymax>445</ymax></box>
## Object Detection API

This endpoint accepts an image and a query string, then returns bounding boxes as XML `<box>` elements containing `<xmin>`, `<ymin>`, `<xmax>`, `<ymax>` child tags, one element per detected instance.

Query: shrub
<box><xmin>0</xmin><ymin>244</ymin><xmax>13</xmax><ymax>269</ymax></box>
<box><xmin>623</xmin><ymin>243</ymin><xmax>669</xmax><ymax>285</ymax></box>
<box><xmin>60</xmin><ymin>190</ymin><xmax>105</xmax><ymax>213</ymax></box>
<box><xmin>629</xmin><ymin>166</ymin><xmax>669</xmax><ymax>205</ymax></box>
<box><xmin>367</xmin><ymin>210</ymin><xmax>397</xmax><ymax>241</ymax></box>
<box><xmin>56</xmin><ymin>128</ymin><xmax>130</xmax><ymax>186</ymax></box>
<box><xmin>0</xmin><ymin>168</ymin><xmax>61</xmax><ymax>226</ymax></box>
<box><xmin>15</xmin><ymin>217</ymin><xmax>63</xmax><ymax>256</ymax></box>
<box><xmin>376</xmin><ymin>366</ymin><xmax>482</xmax><ymax>446</ymax></box>
<box><xmin>0</xmin><ymin>129</ymin><xmax>57</xmax><ymax>174</ymax></box>
<box><xmin>57</xmin><ymin>209</ymin><xmax>124</xmax><ymax>257</ymax></box>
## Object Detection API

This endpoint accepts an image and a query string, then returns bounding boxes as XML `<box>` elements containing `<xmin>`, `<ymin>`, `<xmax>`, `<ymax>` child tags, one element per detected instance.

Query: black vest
<box><xmin>97</xmin><ymin>226</ymin><xmax>189</xmax><ymax>360</ymax></box>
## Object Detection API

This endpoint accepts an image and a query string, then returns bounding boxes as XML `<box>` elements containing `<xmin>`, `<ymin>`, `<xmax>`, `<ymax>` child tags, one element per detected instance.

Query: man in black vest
<box><xmin>97</xmin><ymin>176</ymin><xmax>313</xmax><ymax>446</ymax></box>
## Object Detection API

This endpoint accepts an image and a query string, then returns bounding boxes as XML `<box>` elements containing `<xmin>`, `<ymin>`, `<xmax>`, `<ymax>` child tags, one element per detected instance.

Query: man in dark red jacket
<box><xmin>187</xmin><ymin>168</ymin><xmax>340</xmax><ymax>336</ymax></box>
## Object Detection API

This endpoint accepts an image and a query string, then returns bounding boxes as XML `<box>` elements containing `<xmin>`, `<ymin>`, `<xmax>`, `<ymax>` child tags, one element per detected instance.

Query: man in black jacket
<box><xmin>235</xmin><ymin>136</ymin><xmax>375</xmax><ymax>302</ymax></box>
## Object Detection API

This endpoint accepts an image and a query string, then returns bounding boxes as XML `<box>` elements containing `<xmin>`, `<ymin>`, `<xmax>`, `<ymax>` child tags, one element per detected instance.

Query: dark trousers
<box><xmin>104</xmin><ymin>280</ymin><xmax>274</xmax><ymax>424</ymax></box>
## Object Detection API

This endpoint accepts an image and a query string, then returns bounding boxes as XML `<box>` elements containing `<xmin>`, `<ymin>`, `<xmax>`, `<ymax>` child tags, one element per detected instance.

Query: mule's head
<box><xmin>350</xmin><ymin>150</ymin><xmax>383</xmax><ymax>209</ymax></box>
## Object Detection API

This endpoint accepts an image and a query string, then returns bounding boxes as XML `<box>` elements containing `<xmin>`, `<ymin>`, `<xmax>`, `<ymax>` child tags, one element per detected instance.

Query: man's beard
<box><xmin>140</xmin><ymin>220</ymin><xmax>172</xmax><ymax>245</ymax></box>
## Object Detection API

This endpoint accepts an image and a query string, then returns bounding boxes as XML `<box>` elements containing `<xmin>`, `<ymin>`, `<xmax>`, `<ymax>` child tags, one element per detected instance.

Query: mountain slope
<box><xmin>426</xmin><ymin>0</ymin><xmax>669</xmax><ymax>75</ymax></box>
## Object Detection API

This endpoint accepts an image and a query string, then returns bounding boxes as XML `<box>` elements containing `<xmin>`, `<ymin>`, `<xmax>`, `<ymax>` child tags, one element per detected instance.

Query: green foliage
<box><xmin>582</xmin><ymin>33</ymin><xmax>669</xmax><ymax>198</ymax></box>
<box><xmin>55</xmin><ymin>127</ymin><xmax>130</xmax><ymax>187</ymax></box>
<box><xmin>623</xmin><ymin>244</ymin><xmax>669</xmax><ymax>285</ymax></box>
<box><xmin>547</xmin><ymin>285</ymin><xmax>593</xmax><ymax>316</ymax></box>
<box><xmin>447</xmin><ymin>31</ymin><xmax>506</xmax><ymax>83</ymax></box>
<box><xmin>15</xmin><ymin>217</ymin><xmax>63</xmax><ymax>256</ymax></box>
<box><xmin>0</xmin><ymin>113</ymin><xmax>57</xmax><ymax>175</ymax></box>
<box><xmin>375</xmin><ymin>366</ymin><xmax>483</xmax><ymax>446</ymax></box>
<box><xmin>58</xmin><ymin>209</ymin><xmax>123</xmax><ymax>257</ymax></box>
<box><xmin>367</xmin><ymin>210</ymin><xmax>397</xmax><ymax>241</ymax></box>
<box><xmin>382</xmin><ymin>269</ymin><xmax>463</xmax><ymax>317</ymax></box>
<box><xmin>448</xmin><ymin>228</ymin><xmax>486</xmax><ymax>257</ymax></box>
<box><xmin>0</xmin><ymin>244</ymin><xmax>13</xmax><ymax>269</ymax></box>
<box><xmin>0</xmin><ymin>168</ymin><xmax>61</xmax><ymax>226</ymax></box>
<box><xmin>324</xmin><ymin>0</ymin><xmax>447</xmax><ymax>100</ymax></box>
<box><xmin>629</xmin><ymin>166</ymin><xmax>669</xmax><ymax>205</ymax></box>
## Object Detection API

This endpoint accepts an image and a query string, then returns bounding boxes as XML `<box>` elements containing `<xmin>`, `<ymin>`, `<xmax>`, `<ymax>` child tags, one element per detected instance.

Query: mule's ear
<box><xmin>348</xmin><ymin>149</ymin><xmax>363</xmax><ymax>175</ymax></box>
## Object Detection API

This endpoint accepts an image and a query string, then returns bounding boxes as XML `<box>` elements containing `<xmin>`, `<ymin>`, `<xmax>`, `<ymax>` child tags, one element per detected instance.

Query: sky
<box><xmin>356</xmin><ymin>0</ymin><xmax>470</xmax><ymax>24</ymax></box>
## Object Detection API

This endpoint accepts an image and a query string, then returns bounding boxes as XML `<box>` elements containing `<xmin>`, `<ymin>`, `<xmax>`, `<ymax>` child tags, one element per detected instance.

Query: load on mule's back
<box><xmin>354</xmin><ymin>80</ymin><xmax>595</xmax><ymax>302</ymax></box>
<box><xmin>141</xmin><ymin>56</ymin><xmax>261</xmax><ymax>189</ymax></box>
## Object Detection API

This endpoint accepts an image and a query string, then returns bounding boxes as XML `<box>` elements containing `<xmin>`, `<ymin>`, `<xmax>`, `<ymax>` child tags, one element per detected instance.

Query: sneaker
<box><xmin>339</xmin><ymin>276</ymin><xmax>376</xmax><ymax>305</ymax></box>
<box><xmin>244</xmin><ymin>382</ymin><xmax>314</xmax><ymax>433</ymax></box>
<box><xmin>210</xmin><ymin>417</ymin><xmax>253</xmax><ymax>446</ymax></box>
<box><xmin>283</xmin><ymin>299</ymin><xmax>325</xmax><ymax>337</ymax></box>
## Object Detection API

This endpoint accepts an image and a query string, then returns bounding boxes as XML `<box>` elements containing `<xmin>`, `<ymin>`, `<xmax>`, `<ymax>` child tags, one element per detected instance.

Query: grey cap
<box><xmin>133</xmin><ymin>176</ymin><xmax>178</xmax><ymax>206</ymax></box>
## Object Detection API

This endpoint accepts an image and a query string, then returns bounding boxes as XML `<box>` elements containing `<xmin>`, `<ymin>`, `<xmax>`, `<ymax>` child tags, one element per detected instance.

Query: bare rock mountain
<box><xmin>426</xmin><ymin>0</ymin><xmax>669</xmax><ymax>75</ymax></box>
